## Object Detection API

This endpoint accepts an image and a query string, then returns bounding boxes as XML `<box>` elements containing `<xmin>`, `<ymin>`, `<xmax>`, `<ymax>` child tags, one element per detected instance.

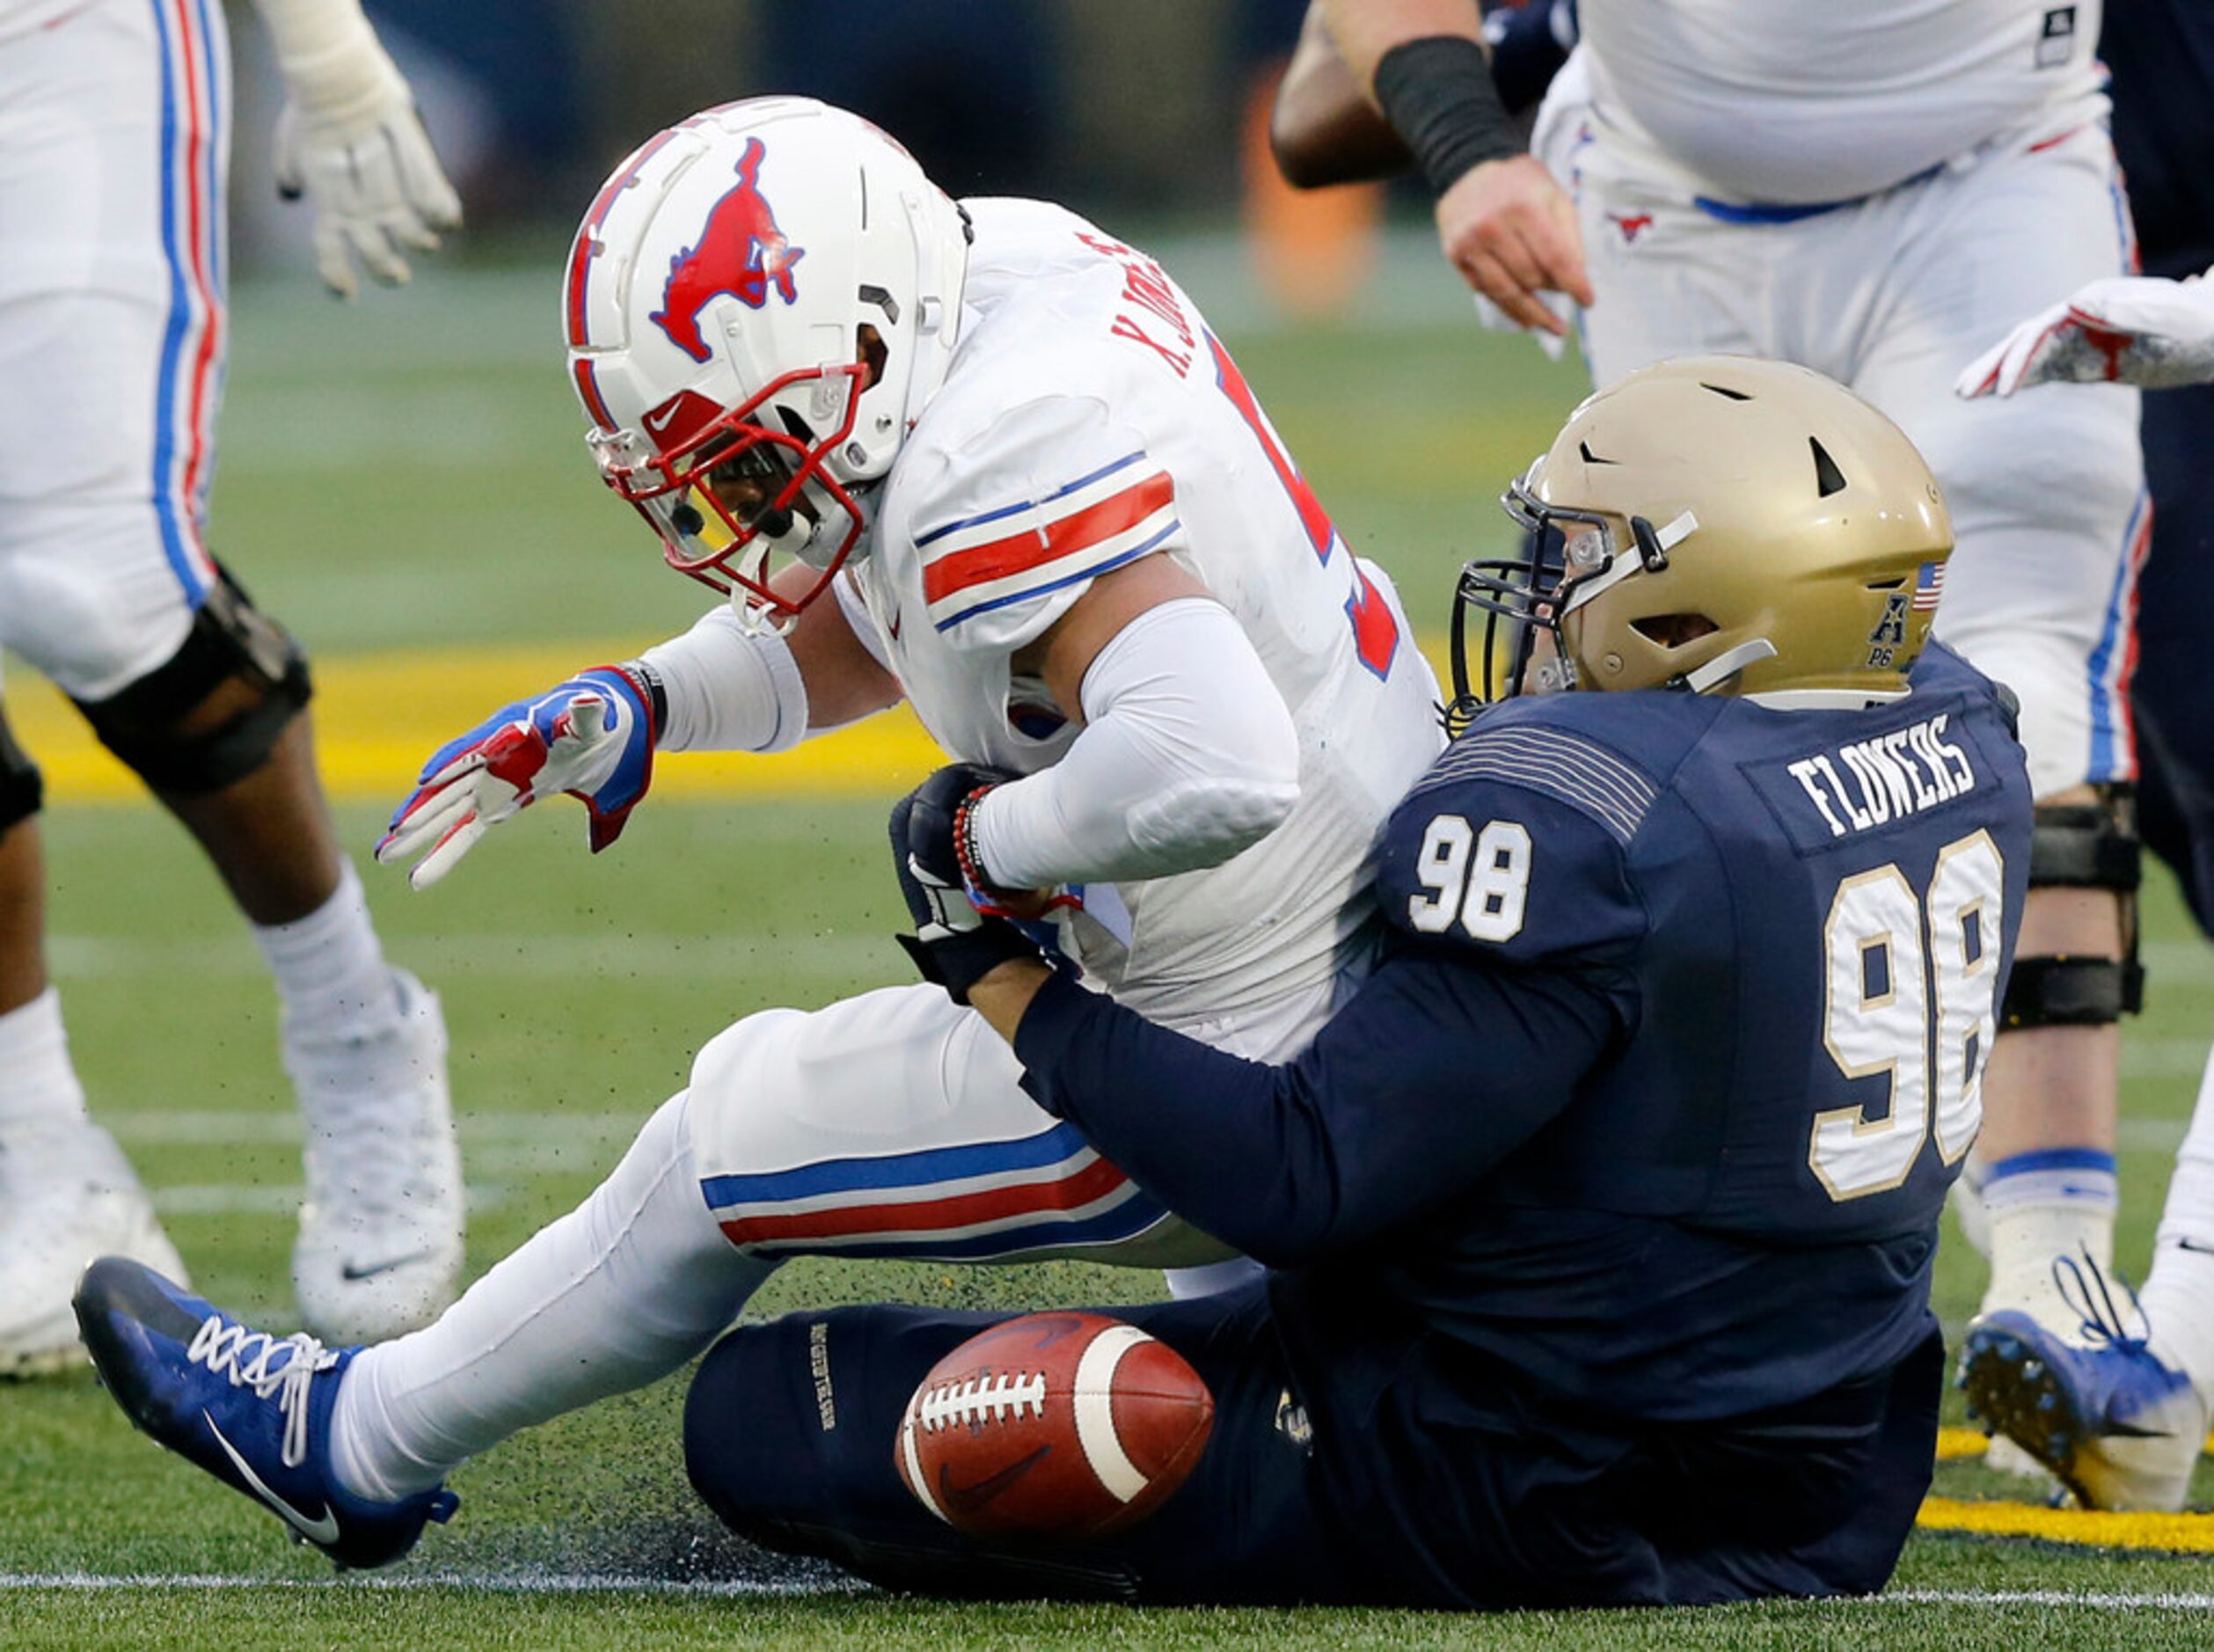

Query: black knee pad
<box><xmin>0</xmin><ymin>706</ymin><xmax>42</xmax><ymax>831</ymax></box>
<box><xmin>73</xmin><ymin>563</ymin><xmax>312</xmax><ymax>796</ymax></box>
<box><xmin>2001</xmin><ymin>786</ymin><xmax>2144</xmax><ymax>1028</ymax></box>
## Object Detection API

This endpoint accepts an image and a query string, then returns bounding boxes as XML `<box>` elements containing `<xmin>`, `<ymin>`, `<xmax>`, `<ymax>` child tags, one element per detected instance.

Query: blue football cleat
<box><xmin>1959</xmin><ymin>1255</ymin><xmax>2206</xmax><ymax>1513</ymax></box>
<box><xmin>72</xmin><ymin>1255</ymin><xmax>457</xmax><ymax>1568</ymax></box>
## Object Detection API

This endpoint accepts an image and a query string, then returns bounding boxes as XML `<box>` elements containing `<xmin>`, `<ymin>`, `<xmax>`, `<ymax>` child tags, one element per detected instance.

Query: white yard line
<box><xmin>151</xmin><ymin>1183</ymin><xmax>513</xmax><ymax>1217</ymax></box>
<box><xmin>45</xmin><ymin>933</ymin><xmax>2214</xmax><ymax>987</ymax></box>
<box><xmin>106</xmin><ymin>1109</ymin><xmax>641</xmax><ymax>1145</ymax></box>
<box><xmin>0</xmin><ymin>1576</ymin><xmax>2208</xmax><ymax>1609</ymax></box>
<box><xmin>0</xmin><ymin>1571</ymin><xmax>856</xmax><ymax>1597</ymax></box>
<box><xmin>2145</xmin><ymin>941</ymin><xmax>2214</xmax><ymax>985</ymax></box>
<box><xmin>2122</xmin><ymin>1039</ymin><xmax>2214</xmax><ymax>1080</ymax></box>
<box><xmin>113</xmin><ymin>1111</ymin><xmax>641</xmax><ymax>1212</ymax></box>
<box><xmin>48</xmin><ymin>932</ymin><xmax>895</xmax><ymax>982</ymax></box>
<box><xmin>1882</xmin><ymin>1589</ymin><xmax>2214</xmax><ymax>1610</ymax></box>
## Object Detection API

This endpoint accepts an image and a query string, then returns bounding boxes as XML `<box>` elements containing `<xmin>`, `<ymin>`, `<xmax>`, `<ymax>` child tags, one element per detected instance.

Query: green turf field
<box><xmin>6</xmin><ymin>249</ymin><xmax>2213</xmax><ymax>1647</ymax></box>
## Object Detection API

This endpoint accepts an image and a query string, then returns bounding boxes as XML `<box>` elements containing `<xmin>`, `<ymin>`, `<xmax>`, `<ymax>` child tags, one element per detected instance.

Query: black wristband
<box><xmin>1372</xmin><ymin>34</ymin><xmax>1522</xmax><ymax>197</ymax></box>
<box><xmin>623</xmin><ymin>657</ymin><xmax>669</xmax><ymax>740</ymax></box>
<box><xmin>896</xmin><ymin>919</ymin><xmax>1042</xmax><ymax>1007</ymax></box>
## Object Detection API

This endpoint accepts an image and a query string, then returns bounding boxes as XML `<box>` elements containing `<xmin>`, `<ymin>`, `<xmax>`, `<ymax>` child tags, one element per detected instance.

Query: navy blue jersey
<box><xmin>1018</xmin><ymin>643</ymin><xmax>2030</xmax><ymax>1421</ymax></box>
<box><xmin>2105</xmin><ymin>0</ymin><xmax>2214</xmax><ymax>274</ymax></box>
<box><xmin>998</xmin><ymin>644</ymin><xmax>2032</xmax><ymax>1603</ymax></box>
<box><xmin>1342</xmin><ymin>639</ymin><xmax>2029</xmax><ymax>1415</ymax></box>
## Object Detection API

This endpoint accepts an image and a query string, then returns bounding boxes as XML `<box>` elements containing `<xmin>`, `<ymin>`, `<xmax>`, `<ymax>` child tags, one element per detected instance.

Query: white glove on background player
<box><xmin>252</xmin><ymin>0</ymin><xmax>463</xmax><ymax>297</ymax></box>
<box><xmin>1956</xmin><ymin>274</ymin><xmax>2214</xmax><ymax>398</ymax></box>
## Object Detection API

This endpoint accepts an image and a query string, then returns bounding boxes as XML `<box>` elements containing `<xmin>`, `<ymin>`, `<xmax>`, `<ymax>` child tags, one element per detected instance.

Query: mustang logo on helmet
<box><xmin>650</xmin><ymin>136</ymin><xmax>807</xmax><ymax>363</ymax></box>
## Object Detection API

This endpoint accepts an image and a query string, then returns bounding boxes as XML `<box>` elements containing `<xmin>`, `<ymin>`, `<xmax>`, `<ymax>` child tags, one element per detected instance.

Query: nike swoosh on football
<box><xmin>341</xmin><ymin>1249</ymin><xmax>435</xmax><ymax>1283</ymax></box>
<box><xmin>205</xmin><ymin>1413</ymin><xmax>341</xmax><ymax>1546</ymax></box>
<box><xmin>938</xmin><ymin>1444</ymin><xmax>1051</xmax><ymax>1515</ymax></box>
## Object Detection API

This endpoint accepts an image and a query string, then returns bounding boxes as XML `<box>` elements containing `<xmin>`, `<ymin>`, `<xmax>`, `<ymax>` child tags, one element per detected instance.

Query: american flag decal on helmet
<box><xmin>1911</xmin><ymin>560</ymin><xmax>1946</xmax><ymax>611</ymax></box>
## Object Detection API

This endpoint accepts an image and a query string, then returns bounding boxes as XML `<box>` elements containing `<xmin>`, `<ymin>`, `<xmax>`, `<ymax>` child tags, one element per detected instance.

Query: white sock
<box><xmin>250</xmin><ymin>859</ymin><xmax>396</xmax><ymax>1045</ymax></box>
<box><xmin>0</xmin><ymin>986</ymin><xmax>90</xmax><ymax>1135</ymax></box>
<box><xmin>326</xmin><ymin>1091</ymin><xmax>774</xmax><ymax>1502</ymax></box>
<box><xmin>2141</xmin><ymin>1041</ymin><xmax>2214</xmax><ymax>1402</ymax></box>
<box><xmin>1978</xmin><ymin>1148</ymin><xmax>2118</xmax><ymax>1330</ymax></box>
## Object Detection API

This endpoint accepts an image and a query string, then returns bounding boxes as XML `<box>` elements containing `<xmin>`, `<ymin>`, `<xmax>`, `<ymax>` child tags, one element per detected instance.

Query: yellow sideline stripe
<box><xmin>1925</xmin><ymin>1429</ymin><xmax>2214</xmax><ymax>1551</ymax></box>
<box><xmin>1916</xmin><ymin>1496</ymin><xmax>2214</xmax><ymax>1553</ymax></box>
<box><xmin>1936</xmin><ymin>1426</ymin><xmax>2214</xmax><ymax>1461</ymax></box>
<box><xmin>1936</xmin><ymin>1427</ymin><xmax>1990</xmax><ymax>1461</ymax></box>
<box><xmin>8</xmin><ymin>642</ymin><xmax>946</xmax><ymax>804</ymax></box>
<box><xmin>9</xmin><ymin>634</ymin><xmax>1461</xmax><ymax>804</ymax></box>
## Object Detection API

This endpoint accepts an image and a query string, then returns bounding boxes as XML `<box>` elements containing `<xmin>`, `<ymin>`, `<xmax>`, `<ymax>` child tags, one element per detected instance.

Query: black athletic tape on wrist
<box><xmin>897</xmin><ymin>921</ymin><xmax>1041</xmax><ymax>1006</ymax></box>
<box><xmin>1372</xmin><ymin>34</ymin><xmax>1522</xmax><ymax>197</ymax></box>
<box><xmin>623</xmin><ymin>658</ymin><xmax>669</xmax><ymax>741</ymax></box>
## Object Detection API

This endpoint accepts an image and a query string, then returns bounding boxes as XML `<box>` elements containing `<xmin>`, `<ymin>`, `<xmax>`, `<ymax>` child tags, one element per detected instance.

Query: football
<box><xmin>894</xmin><ymin>1311</ymin><xmax>1215</xmax><ymax>1541</ymax></box>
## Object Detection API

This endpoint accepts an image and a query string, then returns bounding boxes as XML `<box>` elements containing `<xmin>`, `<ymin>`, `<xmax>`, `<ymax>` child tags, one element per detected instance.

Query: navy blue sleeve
<box><xmin>1377</xmin><ymin>720</ymin><xmax>1653</xmax><ymax>973</ymax></box>
<box><xmin>1012</xmin><ymin>949</ymin><xmax>1628</xmax><ymax>1267</ymax></box>
<box><xmin>1486</xmin><ymin>0</ymin><xmax>1575</xmax><ymax>116</ymax></box>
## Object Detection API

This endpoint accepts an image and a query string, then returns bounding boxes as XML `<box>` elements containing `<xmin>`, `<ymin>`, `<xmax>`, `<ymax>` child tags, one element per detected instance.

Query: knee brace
<box><xmin>0</xmin><ymin>707</ymin><xmax>42</xmax><ymax>832</ymax></box>
<box><xmin>72</xmin><ymin>563</ymin><xmax>312</xmax><ymax>796</ymax></box>
<box><xmin>2000</xmin><ymin>785</ymin><xmax>2144</xmax><ymax>1029</ymax></box>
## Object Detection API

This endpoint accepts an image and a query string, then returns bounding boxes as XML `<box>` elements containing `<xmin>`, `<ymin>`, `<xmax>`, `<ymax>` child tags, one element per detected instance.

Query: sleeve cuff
<box><xmin>1011</xmin><ymin>971</ymin><xmax>1108</xmax><ymax>1118</ymax></box>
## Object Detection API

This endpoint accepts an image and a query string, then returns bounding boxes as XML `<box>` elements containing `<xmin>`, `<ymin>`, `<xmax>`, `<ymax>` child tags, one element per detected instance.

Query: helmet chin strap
<box><xmin>1561</xmin><ymin>509</ymin><xmax>1701</xmax><ymax>616</ymax></box>
<box><xmin>1679</xmin><ymin>639</ymin><xmax>1779</xmax><ymax>694</ymax></box>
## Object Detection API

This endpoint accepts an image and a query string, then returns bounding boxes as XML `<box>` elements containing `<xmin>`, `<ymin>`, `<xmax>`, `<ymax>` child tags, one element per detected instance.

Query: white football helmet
<box><xmin>564</xmin><ymin>98</ymin><xmax>972</xmax><ymax>628</ymax></box>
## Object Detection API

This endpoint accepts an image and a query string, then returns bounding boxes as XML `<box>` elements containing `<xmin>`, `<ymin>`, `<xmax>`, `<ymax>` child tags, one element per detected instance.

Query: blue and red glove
<box><xmin>376</xmin><ymin>666</ymin><xmax>655</xmax><ymax>889</ymax></box>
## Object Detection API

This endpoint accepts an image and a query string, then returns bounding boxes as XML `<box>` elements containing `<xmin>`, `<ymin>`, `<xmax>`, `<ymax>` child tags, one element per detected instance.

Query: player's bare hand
<box><xmin>1956</xmin><ymin>274</ymin><xmax>2214</xmax><ymax>398</ymax></box>
<box><xmin>1436</xmin><ymin>156</ymin><xmax>1593</xmax><ymax>336</ymax></box>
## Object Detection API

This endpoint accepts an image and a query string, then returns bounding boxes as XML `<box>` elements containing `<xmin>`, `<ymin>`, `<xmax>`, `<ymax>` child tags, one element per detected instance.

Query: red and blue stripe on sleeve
<box><xmin>917</xmin><ymin>452</ymin><xmax>1180</xmax><ymax>634</ymax></box>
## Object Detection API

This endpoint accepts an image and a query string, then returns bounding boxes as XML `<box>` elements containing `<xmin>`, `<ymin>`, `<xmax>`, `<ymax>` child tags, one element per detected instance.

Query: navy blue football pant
<box><xmin>683</xmin><ymin>1284</ymin><xmax>1348</xmax><ymax>1604</ymax></box>
<box><xmin>683</xmin><ymin>1284</ymin><xmax>1941</xmax><ymax>1608</ymax></box>
<box><xmin>2135</xmin><ymin>381</ymin><xmax>2214</xmax><ymax>939</ymax></box>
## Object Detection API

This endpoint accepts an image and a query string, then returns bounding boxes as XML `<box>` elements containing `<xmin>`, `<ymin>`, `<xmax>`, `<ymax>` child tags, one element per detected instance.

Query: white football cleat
<box><xmin>291</xmin><ymin>969</ymin><xmax>464</xmax><ymax>1345</ymax></box>
<box><xmin>1962</xmin><ymin>1310</ymin><xmax>2207</xmax><ymax>1511</ymax></box>
<box><xmin>1961</xmin><ymin>1254</ymin><xmax>2208</xmax><ymax>1513</ymax></box>
<box><xmin>0</xmin><ymin>1122</ymin><xmax>186</xmax><ymax>1378</ymax></box>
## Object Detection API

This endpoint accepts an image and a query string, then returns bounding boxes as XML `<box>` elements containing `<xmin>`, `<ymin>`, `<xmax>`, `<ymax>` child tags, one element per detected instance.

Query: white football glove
<box><xmin>1955</xmin><ymin>274</ymin><xmax>2214</xmax><ymax>398</ymax></box>
<box><xmin>254</xmin><ymin>0</ymin><xmax>463</xmax><ymax>297</ymax></box>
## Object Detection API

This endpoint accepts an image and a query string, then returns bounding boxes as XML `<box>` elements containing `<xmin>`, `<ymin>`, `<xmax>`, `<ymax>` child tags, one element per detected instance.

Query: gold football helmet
<box><xmin>1450</xmin><ymin>355</ymin><xmax>1953</xmax><ymax>726</ymax></box>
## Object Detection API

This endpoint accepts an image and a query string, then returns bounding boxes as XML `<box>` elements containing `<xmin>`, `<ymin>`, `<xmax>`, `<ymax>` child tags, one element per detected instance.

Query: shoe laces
<box><xmin>2052</xmin><ymin>1247</ymin><xmax>2152</xmax><ymax>1356</ymax></box>
<box><xmin>186</xmin><ymin>1314</ymin><xmax>336</xmax><ymax>1468</ymax></box>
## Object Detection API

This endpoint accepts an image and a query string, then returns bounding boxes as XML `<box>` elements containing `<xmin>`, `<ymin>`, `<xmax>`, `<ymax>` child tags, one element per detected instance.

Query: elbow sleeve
<box><xmin>972</xmin><ymin>598</ymin><xmax>1300</xmax><ymax>888</ymax></box>
<box><xmin>639</xmin><ymin>606</ymin><xmax>809</xmax><ymax>755</ymax></box>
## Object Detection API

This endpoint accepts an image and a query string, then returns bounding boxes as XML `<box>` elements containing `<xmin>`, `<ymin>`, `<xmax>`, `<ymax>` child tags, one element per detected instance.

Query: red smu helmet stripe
<box><xmin>565</xmin><ymin>127</ymin><xmax>683</xmax><ymax>348</ymax></box>
<box><xmin>573</xmin><ymin>357</ymin><xmax>615</xmax><ymax>432</ymax></box>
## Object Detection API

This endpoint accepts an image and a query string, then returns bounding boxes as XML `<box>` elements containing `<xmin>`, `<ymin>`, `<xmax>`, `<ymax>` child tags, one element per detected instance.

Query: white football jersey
<box><xmin>0</xmin><ymin>0</ymin><xmax>90</xmax><ymax>42</ymax></box>
<box><xmin>847</xmin><ymin>198</ymin><xmax>1443</xmax><ymax>1027</ymax></box>
<box><xmin>1580</xmin><ymin>0</ymin><xmax>2106</xmax><ymax>205</ymax></box>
